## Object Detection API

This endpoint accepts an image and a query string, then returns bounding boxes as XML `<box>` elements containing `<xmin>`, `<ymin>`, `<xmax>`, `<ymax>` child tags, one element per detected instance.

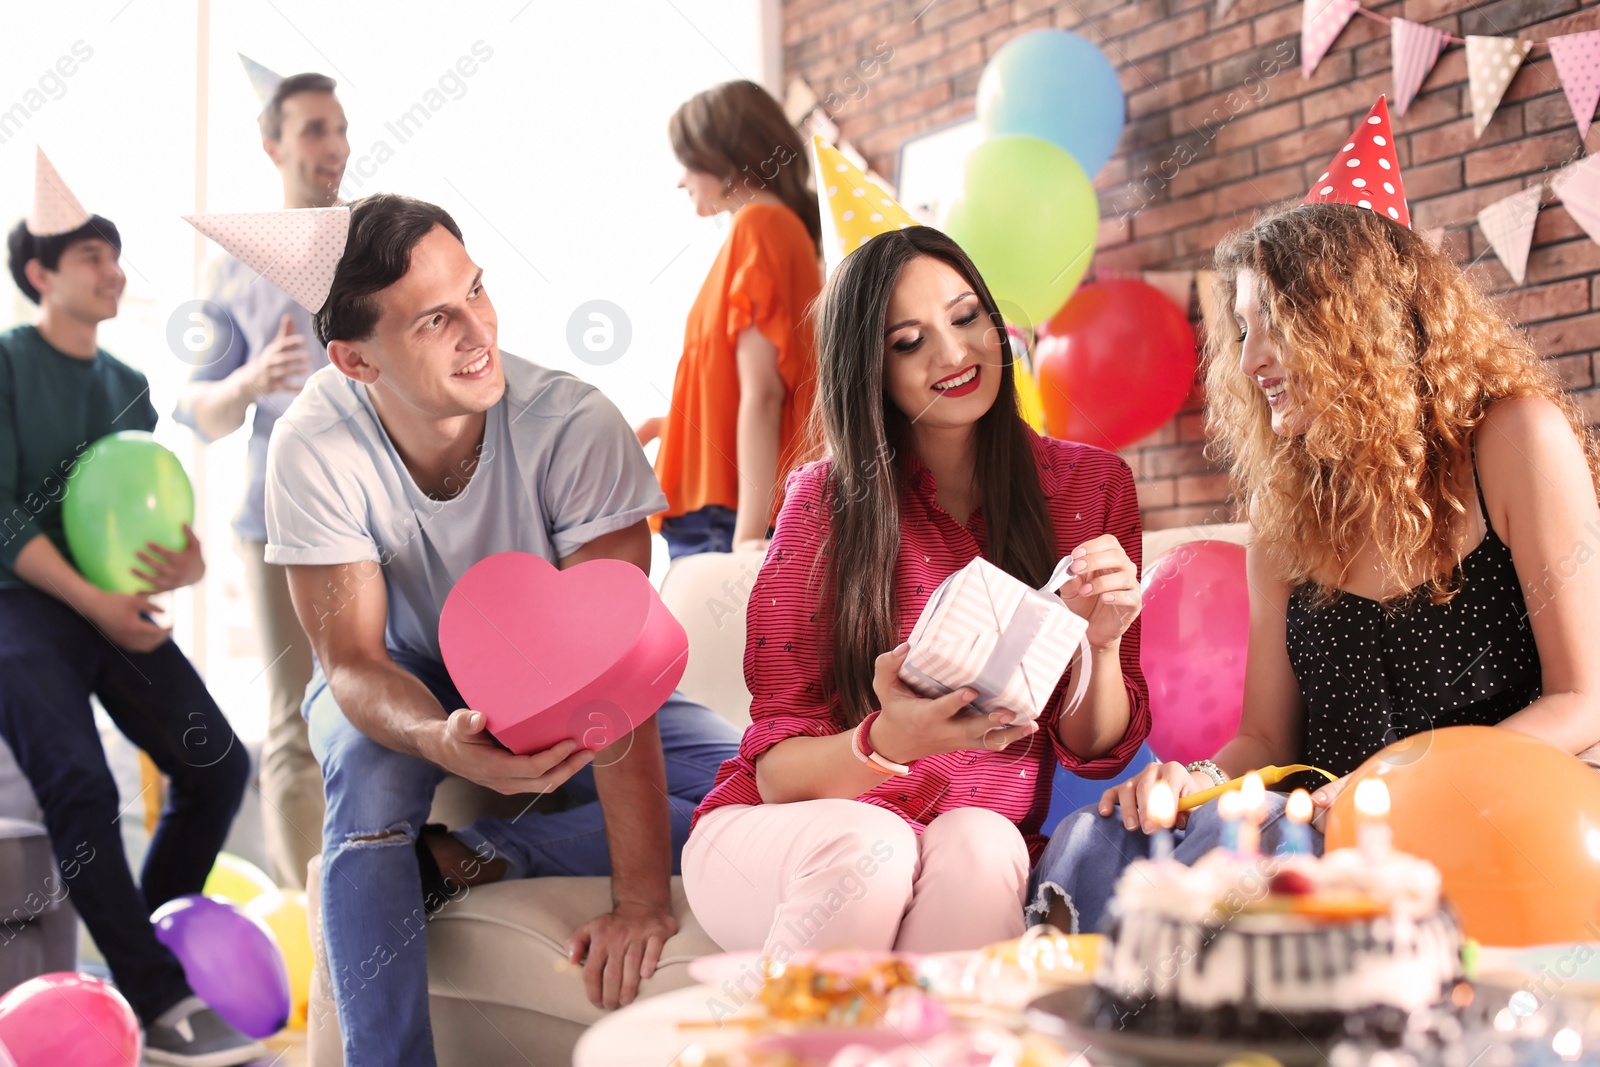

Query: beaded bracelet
<box><xmin>1186</xmin><ymin>758</ymin><xmax>1228</xmax><ymax>787</ymax></box>
<box><xmin>853</xmin><ymin>711</ymin><xmax>911</xmax><ymax>776</ymax></box>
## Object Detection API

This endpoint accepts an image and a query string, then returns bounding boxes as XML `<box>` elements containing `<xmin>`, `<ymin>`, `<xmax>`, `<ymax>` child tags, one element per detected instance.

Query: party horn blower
<box><xmin>1177</xmin><ymin>764</ymin><xmax>1337</xmax><ymax>812</ymax></box>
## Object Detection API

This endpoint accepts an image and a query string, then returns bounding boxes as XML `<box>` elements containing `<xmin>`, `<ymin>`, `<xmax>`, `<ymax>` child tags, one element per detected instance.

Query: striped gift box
<box><xmin>898</xmin><ymin>555</ymin><xmax>1089</xmax><ymax>724</ymax></box>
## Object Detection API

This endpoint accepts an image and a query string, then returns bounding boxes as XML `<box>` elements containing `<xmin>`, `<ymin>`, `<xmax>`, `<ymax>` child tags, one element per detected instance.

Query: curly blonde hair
<box><xmin>1205</xmin><ymin>202</ymin><xmax>1600</xmax><ymax>605</ymax></box>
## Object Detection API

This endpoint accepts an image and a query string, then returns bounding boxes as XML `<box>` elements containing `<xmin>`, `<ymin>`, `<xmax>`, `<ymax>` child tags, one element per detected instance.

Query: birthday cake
<box><xmin>1089</xmin><ymin>845</ymin><xmax>1464</xmax><ymax>1041</ymax></box>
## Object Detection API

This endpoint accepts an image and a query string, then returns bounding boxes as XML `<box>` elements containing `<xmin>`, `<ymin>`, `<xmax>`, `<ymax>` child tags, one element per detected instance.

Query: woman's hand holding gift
<box><xmin>1057</xmin><ymin>534</ymin><xmax>1141</xmax><ymax>651</ymax></box>
<box><xmin>867</xmin><ymin>643</ymin><xmax>1038</xmax><ymax>763</ymax></box>
<box><xmin>1099</xmin><ymin>761</ymin><xmax>1215</xmax><ymax>832</ymax></box>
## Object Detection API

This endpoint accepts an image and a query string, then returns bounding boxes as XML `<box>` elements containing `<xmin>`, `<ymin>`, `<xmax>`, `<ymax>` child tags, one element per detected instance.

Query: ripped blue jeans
<box><xmin>304</xmin><ymin>650</ymin><xmax>739</xmax><ymax>1067</ymax></box>
<box><xmin>1026</xmin><ymin>792</ymin><xmax>1319</xmax><ymax>934</ymax></box>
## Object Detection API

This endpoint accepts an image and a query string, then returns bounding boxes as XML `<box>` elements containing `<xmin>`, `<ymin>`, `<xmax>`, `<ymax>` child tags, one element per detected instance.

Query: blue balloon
<box><xmin>977</xmin><ymin>30</ymin><xmax>1127</xmax><ymax>178</ymax></box>
<box><xmin>1042</xmin><ymin>742</ymin><xmax>1159</xmax><ymax>834</ymax></box>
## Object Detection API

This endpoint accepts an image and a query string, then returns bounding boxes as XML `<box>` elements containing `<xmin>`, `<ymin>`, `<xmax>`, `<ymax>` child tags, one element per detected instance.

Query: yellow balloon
<box><xmin>244</xmin><ymin>890</ymin><xmax>314</xmax><ymax>1031</ymax></box>
<box><xmin>1014</xmin><ymin>364</ymin><xmax>1047</xmax><ymax>433</ymax></box>
<box><xmin>202</xmin><ymin>852</ymin><xmax>276</xmax><ymax>907</ymax></box>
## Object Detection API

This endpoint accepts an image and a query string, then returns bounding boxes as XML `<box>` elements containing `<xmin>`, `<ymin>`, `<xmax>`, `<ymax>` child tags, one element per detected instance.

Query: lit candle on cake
<box><xmin>1354</xmin><ymin>777</ymin><xmax>1392</xmax><ymax>860</ymax></box>
<box><xmin>1237</xmin><ymin>772</ymin><xmax>1266</xmax><ymax>857</ymax></box>
<box><xmin>1280</xmin><ymin>789</ymin><xmax>1314</xmax><ymax>855</ymax></box>
<box><xmin>1147</xmin><ymin>780</ymin><xmax>1176</xmax><ymax>863</ymax></box>
<box><xmin>1218</xmin><ymin>789</ymin><xmax>1244</xmax><ymax>853</ymax></box>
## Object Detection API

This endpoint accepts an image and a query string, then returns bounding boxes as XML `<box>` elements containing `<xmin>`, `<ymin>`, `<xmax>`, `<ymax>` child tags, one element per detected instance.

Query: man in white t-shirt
<box><xmin>262</xmin><ymin>194</ymin><xmax>739</xmax><ymax>1066</ymax></box>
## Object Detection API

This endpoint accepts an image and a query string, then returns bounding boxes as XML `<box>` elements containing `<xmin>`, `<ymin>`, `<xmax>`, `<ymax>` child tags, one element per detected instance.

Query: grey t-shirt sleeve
<box><xmin>540</xmin><ymin>387</ymin><xmax>667</xmax><ymax>559</ymax></box>
<box><xmin>263</xmin><ymin>421</ymin><xmax>380</xmax><ymax>566</ymax></box>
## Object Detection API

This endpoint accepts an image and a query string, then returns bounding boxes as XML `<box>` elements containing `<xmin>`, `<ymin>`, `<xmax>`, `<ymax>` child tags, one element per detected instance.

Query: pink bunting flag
<box><xmin>1552</xmin><ymin>155</ymin><xmax>1600</xmax><ymax>247</ymax></box>
<box><xmin>1476</xmin><ymin>187</ymin><xmax>1542</xmax><ymax>286</ymax></box>
<box><xmin>1391</xmin><ymin>18</ymin><xmax>1450</xmax><ymax>117</ymax></box>
<box><xmin>1302</xmin><ymin>0</ymin><xmax>1360</xmax><ymax>79</ymax></box>
<box><xmin>1549</xmin><ymin>30</ymin><xmax>1600</xmax><ymax>142</ymax></box>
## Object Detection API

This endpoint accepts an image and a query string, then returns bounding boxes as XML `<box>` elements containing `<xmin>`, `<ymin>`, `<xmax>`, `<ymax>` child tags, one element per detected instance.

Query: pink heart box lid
<box><xmin>438</xmin><ymin>552</ymin><xmax>689</xmax><ymax>755</ymax></box>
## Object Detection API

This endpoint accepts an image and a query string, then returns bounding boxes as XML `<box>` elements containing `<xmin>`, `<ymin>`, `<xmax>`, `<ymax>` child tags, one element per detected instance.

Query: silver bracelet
<box><xmin>1186</xmin><ymin>759</ymin><xmax>1228</xmax><ymax>787</ymax></box>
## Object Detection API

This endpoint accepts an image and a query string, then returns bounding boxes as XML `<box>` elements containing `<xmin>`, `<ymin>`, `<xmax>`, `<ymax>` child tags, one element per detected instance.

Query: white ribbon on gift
<box><xmin>899</xmin><ymin>555</ymin><xmax>1093</xmax><ymax>725</ymax></box>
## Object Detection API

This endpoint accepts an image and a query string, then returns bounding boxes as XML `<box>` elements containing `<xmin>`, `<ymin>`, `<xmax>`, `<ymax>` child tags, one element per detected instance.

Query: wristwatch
<box><xmin>1185</xmin><ymin>759</ymin><xmax>1228</xmax><ymax>787</ymax></box>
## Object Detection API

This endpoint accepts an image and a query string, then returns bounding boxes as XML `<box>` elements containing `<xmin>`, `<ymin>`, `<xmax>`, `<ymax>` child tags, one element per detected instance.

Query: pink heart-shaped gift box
<box><xmin>438</xmin><ymin>552</ymin><xmax>689</xmax><ymax>755</ymax></box>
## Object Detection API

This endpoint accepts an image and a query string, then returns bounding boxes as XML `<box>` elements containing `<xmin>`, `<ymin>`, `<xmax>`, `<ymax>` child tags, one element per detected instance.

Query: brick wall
<box><xmin>783</xmin><ymin>0</ymin><xmax>1600</xmax><ymax>530</ymax></box>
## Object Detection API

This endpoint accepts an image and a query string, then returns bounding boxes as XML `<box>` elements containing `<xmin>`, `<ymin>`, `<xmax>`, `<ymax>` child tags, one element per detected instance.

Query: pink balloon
<box><xmin>1140</xmin><ymin>540</ymin><xmax>1249</xmax><ymax>766</ymax></box>
<box><xmin>0</xmin><ymin>972</ymin><xmax>141</xmax><ymax>1067</ymax></box>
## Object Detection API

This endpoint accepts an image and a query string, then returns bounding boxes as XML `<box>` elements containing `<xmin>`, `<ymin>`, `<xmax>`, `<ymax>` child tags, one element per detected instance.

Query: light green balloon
<box><xmin>944</xmin><ymin>135</ymin><xmax>1100</xmax><ymax>329</ymax></box>
<box><xmin>62</xmin><ymin>431</ymin><xmax>194</xmax><ymax>593</ymax></box>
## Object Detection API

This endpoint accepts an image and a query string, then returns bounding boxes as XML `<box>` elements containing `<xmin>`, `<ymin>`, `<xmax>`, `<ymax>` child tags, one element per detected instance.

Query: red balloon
<box><xmin>0</xmin><ymin>972</ymin><xmax>141</xmax><ymax>1067</ymax></box>
<box><xmin>1035</xmin><ymin>279</ymin><xmax>1197</xmax><ymax>450</ymax></box>
<box><xmin>1139</xmin><ymin>540</ymin><xmax>1248</xmax><ymax>766</ymax></box>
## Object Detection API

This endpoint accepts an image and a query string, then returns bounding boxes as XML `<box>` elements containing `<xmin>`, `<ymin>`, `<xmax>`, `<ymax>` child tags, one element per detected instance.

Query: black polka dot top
<box><xmin>1285</xmin><ymin>453</ymin><xmax>1541</xmax><ymax>777</ymax></box>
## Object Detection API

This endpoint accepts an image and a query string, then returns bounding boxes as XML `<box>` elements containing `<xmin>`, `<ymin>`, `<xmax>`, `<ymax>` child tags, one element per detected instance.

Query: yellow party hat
<box><xmin>811</xmin><ymin>136</ymin><xmax>918</xmax><ymax>274</ymax></box>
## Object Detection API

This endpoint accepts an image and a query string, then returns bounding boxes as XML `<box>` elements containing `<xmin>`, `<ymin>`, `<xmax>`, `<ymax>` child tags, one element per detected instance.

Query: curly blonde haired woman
<box><xmin>1029</xmin><ymin>199</ymin><xmax>1600</xmax><ymax>933</ymax></box>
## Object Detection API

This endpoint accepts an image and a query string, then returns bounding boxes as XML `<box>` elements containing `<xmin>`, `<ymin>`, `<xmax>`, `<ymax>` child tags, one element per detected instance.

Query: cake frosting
<box><xmin>1091</xmin><ymin>846</ymin><xmax>1463</xmax><ymax>1039</ymax></box>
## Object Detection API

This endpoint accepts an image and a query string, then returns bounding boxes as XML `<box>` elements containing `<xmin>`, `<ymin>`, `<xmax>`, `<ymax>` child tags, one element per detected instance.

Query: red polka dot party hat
<box><xmin>1301</xmin><ymin>96</ymin><xmax>1411</xmax><ymax>229</ymax></box>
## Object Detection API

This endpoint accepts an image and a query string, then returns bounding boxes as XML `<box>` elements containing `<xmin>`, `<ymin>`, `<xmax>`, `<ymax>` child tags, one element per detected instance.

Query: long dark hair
<box><xmin>669</xmin><ymin>80</ymin><xmax>821</xmax><ymax>254</ymax></box>
<box><xmin>815</xmin><ymin>226</ymin><xmax>1057</xmax><ymax>727</ymax></box>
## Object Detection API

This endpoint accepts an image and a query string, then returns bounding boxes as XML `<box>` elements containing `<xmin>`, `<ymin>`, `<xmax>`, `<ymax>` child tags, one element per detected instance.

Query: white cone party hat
<box><xmin>28</xmin><ymin>148</ymin><xmax>91</xmax><ymax>237</ymax></box>
<box><xmin>239</xmin><ymin>53</ymin><xmax>284</xmax><ymax>108</ymax></box>
<box><xmin>183</xmin><ymin>208</ymin><xmax>350</xmax><ymax>312</ymax></box>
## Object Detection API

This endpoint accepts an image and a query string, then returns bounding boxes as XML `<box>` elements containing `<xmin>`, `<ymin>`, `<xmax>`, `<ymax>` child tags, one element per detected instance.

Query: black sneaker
<box><xmin>144</xmin><ymin>996</ymin><xmax>266</xmax><ymax>1066</ymax></box>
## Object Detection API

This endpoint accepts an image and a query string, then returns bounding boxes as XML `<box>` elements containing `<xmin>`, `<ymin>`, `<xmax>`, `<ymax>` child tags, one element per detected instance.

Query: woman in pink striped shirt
<box><xmin>682</xmin><ymin>227</ymin><xmax>1151</xmax><ymax>958</ymax></box>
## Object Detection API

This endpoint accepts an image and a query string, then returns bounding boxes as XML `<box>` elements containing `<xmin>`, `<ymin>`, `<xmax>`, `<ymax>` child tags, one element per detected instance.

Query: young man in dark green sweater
<box><xmin>0</xmin><ymin>151</ymin><xmax>260</xmax><ymax>1066</ymax></box>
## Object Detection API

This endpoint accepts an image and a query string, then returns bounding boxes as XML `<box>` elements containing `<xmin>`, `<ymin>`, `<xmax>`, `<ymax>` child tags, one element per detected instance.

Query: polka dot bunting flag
<box><xmin>183</xmin><ymin>208</ymin><xmax>351</xmax><ymax>313</ymax></box>
<box><xmin>811</xmin><ymin>136</ymin><xmax>918</xmax><ymax>276</ymax></box>
<box><xmin>1549</xmin><ymin>30</ymin><xmax>1600</xmax><ymax>143</ymax></box>
<box><xmin>27</xmin><ymin>147</ymin><xmax>91</xmax><ymax>238</ymax></box>
<box><xmin>1302</xmin><ymin>0</ymin><xmax>1361</xmax><ymax>79</ymax></box>
<box><xmin>1466</xmin><ymin>36</ymin><xmax>1532</xmax><ymax>140</ymax></box>
<box><xmin>1300</xmin><ymin>96</ymin><xmax>1411</xmax><ymax>229</ymax></box>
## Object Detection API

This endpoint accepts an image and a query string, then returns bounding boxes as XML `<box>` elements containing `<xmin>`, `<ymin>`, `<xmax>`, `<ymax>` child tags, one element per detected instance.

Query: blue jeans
<box><xmin>659</xmin><ymin>504</ymin><xmax>738</xmax><ymax>560</ymax></box>
<box><xmin>1027</xmin><ymin>792</ymin><xmax>1322</xmax><ymax>934</ymax></box>
<box><xmin>0</xmin><ymin>588</ymin><xmax>249</xmax><ymax>1024</ymax></box>
<box><xmin>305</xmin><ymin>650</ymin><xmax>739</xmax><ymax>1067</ymax></box>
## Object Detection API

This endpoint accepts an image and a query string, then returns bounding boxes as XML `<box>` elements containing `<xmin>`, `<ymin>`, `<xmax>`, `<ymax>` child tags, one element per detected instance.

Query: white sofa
<box><xmin>304</xmin><ymin>524</ymin><xmax>1251</xmax><ymax>1064</ymax></box>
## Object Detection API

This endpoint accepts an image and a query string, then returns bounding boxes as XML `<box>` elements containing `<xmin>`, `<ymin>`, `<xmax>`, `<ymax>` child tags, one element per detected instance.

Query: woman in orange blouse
<box><xmin>638</xmin><ymin>80</ymin><xmax>823</xmax><ymax>558</ymax></box>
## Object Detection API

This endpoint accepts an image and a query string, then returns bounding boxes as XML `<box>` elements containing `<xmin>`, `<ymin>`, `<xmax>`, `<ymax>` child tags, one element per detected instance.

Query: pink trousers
<box><xmin>682</xmin><ymin>800</ymin><xmax>1029</xmax><ymax>956</ymax></box>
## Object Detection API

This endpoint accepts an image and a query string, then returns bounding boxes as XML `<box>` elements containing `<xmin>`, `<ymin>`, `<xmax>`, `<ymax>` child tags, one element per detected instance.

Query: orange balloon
<box><xmin>1325</xmin><ymin>725</ymin><xmax>1600</xmax><ymax>946</ymax></box>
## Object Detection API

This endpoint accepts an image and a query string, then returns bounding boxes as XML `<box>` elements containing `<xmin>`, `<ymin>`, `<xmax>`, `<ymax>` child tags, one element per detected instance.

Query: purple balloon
<box><xmin>151</xmin><ymin>894</ymin><xmax>289</xmax><ymax>1038</ymax></box>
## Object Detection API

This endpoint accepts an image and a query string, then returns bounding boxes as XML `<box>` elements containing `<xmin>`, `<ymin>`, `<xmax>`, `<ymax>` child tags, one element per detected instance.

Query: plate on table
<box><xmin>1025</xmin><ymin>986</ymin><xmax>1329</xmax><ymax>1067</ymax></box>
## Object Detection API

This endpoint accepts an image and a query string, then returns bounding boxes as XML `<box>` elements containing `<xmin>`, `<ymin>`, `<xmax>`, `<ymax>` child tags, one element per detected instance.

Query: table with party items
<box><xmin>6</xmin><ymin>16</ymin><xmax>1600</xmax><ymax>1067</ymax></box>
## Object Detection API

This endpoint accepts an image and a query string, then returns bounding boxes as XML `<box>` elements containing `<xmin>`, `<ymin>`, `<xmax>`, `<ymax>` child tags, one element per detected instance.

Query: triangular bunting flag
<box><xmin>811</xmin><ymin>136</ymin><xmax>918</xmax><ymax>276</ymax></box>
<box><xmin>1476</xmin><ymin>187</ymin><xmax>1542</xmax><ymax>285</ymax></box>
<box><xmin>1549</xmin><ymin>30</ymin><xmax>1600</xmax><ymax>142</ymax></box>
<box><xmin>1551</xmin><ymin>155</ymin><xmax>1600</xmax><ymax>247</ymax></box>
<box><xmin>1302</xmin><ymin>0</ymin><xmax>1360</xmax><ymax>78</ymax></box>
<box><xmin>238</xmin><ymin>53</ymin><xmax>284</xmax><ymax>109</ymax></box>
<box><xmin>1216</xmin><ymin>0</ymin><xmax>1237</xmax><ymax>20</ymax></box>
<box><xmin>183</xmin><ymin>208</ymin><xmax>350</xmax><ymax>312</ymax></box>
<box><xmin>28</xmin><ymin>148</ymin><xmax>91</xmax><ymax>237</ymax></box>
<box><xmin>1391</xmin><ymin>18</ymin><xmax>1450</xmax><ymax>117</ymax></box>
<box><xmin>1466</xmin><ymin>36</ymin><xmax>1532</xmax><ymax>139</ymax></box>
<box><xmin>1421</xmin><ymin>226</ymin><xmax>1446</xmax><ymax>250</ymax></box>
<box><xmin>1302</xmin><ymin>97</ymin><xmax>1411</xmax><ymax>227</ymax></box>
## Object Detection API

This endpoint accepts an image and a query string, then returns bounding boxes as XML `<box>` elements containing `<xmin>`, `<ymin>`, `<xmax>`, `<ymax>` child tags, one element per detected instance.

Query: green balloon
<box><xmin>944</xmin><ymin>135</ymin><xmax>1100</xmax><ymax>329</ymax></box>
<box><xmin>62</xmin><ymin>431</ymin><xmax>195</xmax><ymax>593</ymax></box>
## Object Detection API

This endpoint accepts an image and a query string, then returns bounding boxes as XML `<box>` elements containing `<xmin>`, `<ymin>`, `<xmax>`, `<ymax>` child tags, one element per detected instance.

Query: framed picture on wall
<box><xmin>895</xmin><ymin>117</ymin><xmax>982</xmax><ymax>227</ymax></box>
